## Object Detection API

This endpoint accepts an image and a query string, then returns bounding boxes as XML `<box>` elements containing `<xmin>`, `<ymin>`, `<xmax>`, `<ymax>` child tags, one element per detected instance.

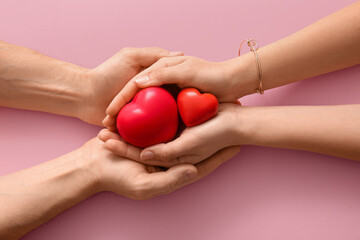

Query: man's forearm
<box><xmin>237</xmin><ymin>105</ymin><xmax>360</xmax><ymax>161</ymax></box>
<box><xmin>0</xmin><ymin>41</ymin><xmax>89</xmax><ymax>118</ymax></box>
<box><xmin>0</xmin><ymin>147</ymin><xmax>97</xmax><ymax>239</ymax></box>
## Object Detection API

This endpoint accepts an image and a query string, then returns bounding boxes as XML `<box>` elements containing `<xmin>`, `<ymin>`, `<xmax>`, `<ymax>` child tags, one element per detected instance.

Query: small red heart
<box><xmin>177</xmin><ymin>88</ymin><xmax>219</xmax><ymax>127</ymax></box>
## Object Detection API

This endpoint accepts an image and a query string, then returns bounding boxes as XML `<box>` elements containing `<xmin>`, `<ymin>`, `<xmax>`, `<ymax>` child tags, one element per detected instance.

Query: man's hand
<box><xmin>0</xmin><ymin>134</ymin><xmax>240</xmax><ymax>238</ymax></box>
<box><xmin>0</xmin><ymin>42</ymin><xmax>182</xmax><ymax>127</ymax></box>
<box><xmin>79</xmin><ymin>47</ymin><xmax>183</xmax><ymax>126</ymax></box>
<box><xmin>85</xmin><ymin>137</ymin><xmax>198</xmax><ymax>200</ymax></box>
<box><xmin>87</xmin><ymin>136</ymin><xmax>240</xmax><ymax>199</ymax></box>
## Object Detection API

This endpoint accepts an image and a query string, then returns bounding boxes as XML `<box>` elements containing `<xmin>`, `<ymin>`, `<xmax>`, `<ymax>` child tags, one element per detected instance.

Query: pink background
<box><xmin>1</xmin><ymin>0</ymin><xmax>360</xmax><ymax>239</ymax></box>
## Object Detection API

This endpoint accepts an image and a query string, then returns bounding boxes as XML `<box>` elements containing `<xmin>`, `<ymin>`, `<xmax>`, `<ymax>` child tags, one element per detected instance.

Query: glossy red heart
<box><xmin>177</xmin><ymin>88</ymin><xmax>218</xmax><ymax>127</ymax></box>
<box><xmin>117</xmin><ymin>87</ymin><xmax>178</xmax><ymax>148</ymax></box>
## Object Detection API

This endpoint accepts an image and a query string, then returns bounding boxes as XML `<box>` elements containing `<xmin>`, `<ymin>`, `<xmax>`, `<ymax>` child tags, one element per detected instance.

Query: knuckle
<box><xmin>131</xmin><ymin>181</ymin><xmax>150</xmax><ymax>200</ymax></box>
<box><xmin>167</xmin><ymin>180</ymin><xmax>177</xmax><ymax>192</ymax></box>
<box><xmin>119</xmin><ymin>47</ymin><xmax>129</xmax><ymax>54</ymax></box>
<box><xmin>113</xmin><ymin>142</ymin><xmax>126</xmax><ymax>154</ymax></box>
<box><xmin>166</xmin><ymin>175</ymin><xmax>184</xmax><ymax>193</ymax></box>
<box><xmin>157</xmin><ymin>56</ymin><xmax>171</xmax><ymax>66</ymax></box>
<box><xmin>149</xmin><ymin>68</ymin><xmax>165</xmax><ymax>81</ymax></box>
<box><xmin>132</xmin><ymin>191</ymin><xmax>148</xmax><ymax>200</ymax></box>
<box><xmin>148</xmin><ymin>46</ymin><xmax>166</xmax><ymax>53</ymax></box>
<box><xmin>157</xmin><ymin>150</ymin><xmax>184</xmax><ymax>166</ymax></box>
<box><xmin>120</xmin><ymin>47</ymin><xmax>135</xmax><ymax>57</ymax></box>
<box><xmin>158</xmin><ymin>149</ymin><xmax>173</xmax><ymax>161</ymax></box>
<box><xmin>123</xmin><ymin>144</ymin><xmax>131</xmax><ymax>158</ymax></box>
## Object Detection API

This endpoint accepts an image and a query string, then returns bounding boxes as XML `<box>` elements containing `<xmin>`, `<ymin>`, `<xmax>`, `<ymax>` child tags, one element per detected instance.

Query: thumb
<box><xmin>144</xmin><ymin>164</ymin><xmax>198</xmax><ymax>197</ymax></box>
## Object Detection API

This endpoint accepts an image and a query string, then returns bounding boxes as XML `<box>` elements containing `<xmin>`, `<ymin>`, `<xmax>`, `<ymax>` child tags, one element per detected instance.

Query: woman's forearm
<box><xmin>237</xmin><ymin>104</ymin><xmax>360</xmax><ymax>161</ymax></box>
<box><xmin>230</xmin><ymin>1</ymin><xmax>360</xmax><ymax>97</ymax></box>
<box><xmin>0</xmin><ymin>147</ymin><xmax>97</xmax><ymax>239</ymax></box>
<box><xmin>0</xmin><ymin>41</ymin><xmax>89</xmax><ymax>118</ymax></box>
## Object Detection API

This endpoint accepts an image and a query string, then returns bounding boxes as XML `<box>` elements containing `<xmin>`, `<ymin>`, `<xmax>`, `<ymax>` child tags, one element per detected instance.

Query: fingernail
<box><xmin>184</xmin><ymin>171</ymin><xmax>197</xmax><ymax>180</ymax></box>
<box><xmin>170</xmin><ymin>51</ymin><xmax>183</xmax><ymax>56</ymax></box>
<box><xmin>135</xmin><ymin>75</ymin><xmax>149</xmax><ymax>85</ymax></box>
<box><xmin>141</xmin><ymin>151</ymin><xmax>154</xmax><ymax>160</ymax></box>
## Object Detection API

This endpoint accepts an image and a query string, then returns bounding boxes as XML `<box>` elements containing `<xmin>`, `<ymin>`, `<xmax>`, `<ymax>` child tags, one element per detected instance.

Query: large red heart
<box><xmin>117</xmin><ymin>87</ymin><xmax>178</xmax><ymax>148</ymax></box>
<box><xmin>177</xmin><ymin>88</ymin><xmax>218</xmax><ymax>127</ymax></box>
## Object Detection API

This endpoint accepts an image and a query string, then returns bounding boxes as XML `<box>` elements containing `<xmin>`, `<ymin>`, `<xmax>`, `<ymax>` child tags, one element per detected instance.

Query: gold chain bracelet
<box><xmin>238</xmin><ymin>38</ymin><xmax>264</xmax><ymax>95</ymax></box>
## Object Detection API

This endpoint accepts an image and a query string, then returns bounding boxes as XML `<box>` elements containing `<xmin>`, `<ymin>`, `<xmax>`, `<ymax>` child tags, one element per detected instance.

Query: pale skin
<box><xmin>1</xmin><ymin>2</ymin><xmax>360</xmax><ymax>238</ymax></box>
<box><xmin>0</xmin><ymin>42</ymin><xmax>241</xmax><ymax>238</ymax></box>
<box><xmin>0</xmin><ymin>42</ymin><xmax>183</xmax><ymax>125</ymax></box>
<box><xmin>0</xmin><ymin>137</ymin><xmax>239</xmax><ymax>239</ymax></box>
<box><xmin>103</xmin><ymin>1</ymin><xmax>360</xmax><ymax>164</ymax></box>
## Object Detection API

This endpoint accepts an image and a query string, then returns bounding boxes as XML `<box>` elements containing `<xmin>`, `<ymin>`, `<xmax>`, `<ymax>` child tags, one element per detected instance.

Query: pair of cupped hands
<box><xmin>82</xmin><ymin>47</ymin><xmax>243</xmax><ymax>200</ymax></box>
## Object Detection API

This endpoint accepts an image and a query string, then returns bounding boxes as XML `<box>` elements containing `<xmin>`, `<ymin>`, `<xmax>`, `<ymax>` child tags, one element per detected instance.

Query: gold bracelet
<box><xmin>238</xmin><ymin>38</ymin><xmax>264</xmax><ymax>95</ymax></box>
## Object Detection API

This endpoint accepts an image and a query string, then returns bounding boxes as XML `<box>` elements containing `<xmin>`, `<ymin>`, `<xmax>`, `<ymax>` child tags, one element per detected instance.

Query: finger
<box><xmin>139</xmin><ymin>135</ymin><xmax>198</xmax><ymax>164</ymax></box>
<box><xmin>105</xmin><ymin>139</ymin><xmax>142</xmax><ymax>161</ymax></box>
<box><xmin>134</xmin><ymin>64</ymin><xmax>189</xmax><ymax>88</ymax></box>
<box><xmin>138</xmin><ymin>164</ymin><xmax>198</xmax><ymax>199</ymax></box>
<box><xmin>137</xmin><ymin>146</ymin><xmax>240</xmax><ymax>199</ymax></box>
<box><xmin>102</xmin><ymin>115</ymin><xmax>117</xmax><ymax>130</ymax></box>
<box><xmin>132</xmin><ymin>55</ymin><xmax>186</xmax><ymax>81</ymax></box>
<box><xmin>126</xmin><ymin>47</ymin><xmax>183</xmax><ymax>67</ymax></box>
<box><xmin>105</xmin><ymin>79</ymin><xmax>139</xmax><ymax>116</ymax></box>
<box><xmin>98</xmin><ymin>129</ymin><xmax>122</xmax><ymax>142</ymax></box>
<box><xmin>179</xmin><ymin>146</ymin><xmax>241</xmax><ymax>188</ymax></box>
<box><xmin>134</xmin><ymin>155</ymin><xmax>197</xmax><ymax>168</ymax></box>
<box><xmin>105</xmin><ymin>56</ymin><xmax>186</xmax><ymax>117</ymax></box>
<box><xmin>102</xmin><ymin>115</ymin><xmax>111</xmax><ymax>127</ymax></box>
<box><xmin>196</xmin><ymin>146</ymin><xmax>240</xmax><ymax>178</ymax></box>
<box><xmin>144</xmin><ymin>146</ymin><xmax>241</xmax><ymax>199</ymax></box>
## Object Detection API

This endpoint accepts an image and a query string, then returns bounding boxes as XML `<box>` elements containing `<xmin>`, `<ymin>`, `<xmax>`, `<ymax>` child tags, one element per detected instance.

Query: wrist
<box><xmin>68</xmin><ymin>67</ymin><xmax>101</xmax><ymax>125</ymax></box>
<box><xmin>63</xmin><ymin>66</ymin><xmax>90</xmax><ymax>120</ymax></box>
<box><xmin>232</xmin><ymin>106</ymin><xmax>260</xmax><ymax>145</ymax></box>
<box><xmin>223</xmin><ymin>53</ymin><xmax>259</xmax><ymax>98</ymax></box>
<box><xmin>63</xmin><ymin>147</ymin><xmax>101</xmax><ymax>197</ymax></box>
<box><xmin>76</xmin><ymin>68</ymin><xmax>112</xmax><ymax>126</ymax></box>
<box><xmin>77</xmin><ymin>139</ymin><xmax>104</xmax><ymax>194</ymax></box>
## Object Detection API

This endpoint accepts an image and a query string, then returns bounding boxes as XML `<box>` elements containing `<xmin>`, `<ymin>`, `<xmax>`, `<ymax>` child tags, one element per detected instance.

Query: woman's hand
<box><xmin>79</xmin><ymin>47</ymin><xmax>183</xmax><ymax>126</ymax></box>
<box><xmin>103</xmin><ymin>55</ymin><xmax>257</xmax><ymax>130</ymax></box>
<box><xmin>100</xmin><ymin>103</ymin><xmax>242</xmax><ymax>168</ymax></box>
